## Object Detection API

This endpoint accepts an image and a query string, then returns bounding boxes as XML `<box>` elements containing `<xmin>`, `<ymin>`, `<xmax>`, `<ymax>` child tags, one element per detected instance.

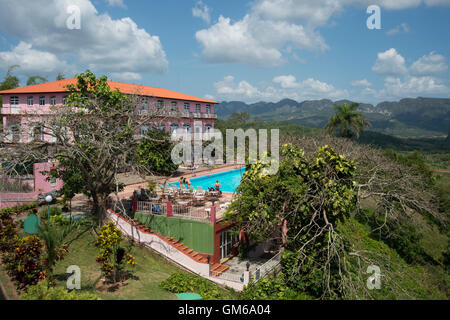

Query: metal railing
<box><xmin>136</xmin><ymin>201</ymin><xmax>167</xmax><ymax>215</ymax></box>
<box><xmin>210</xmin><ymin>269</ymin><xmax>244</xmax><ymax>283</ymax></box>
<box><xmin>0</xmin><ymin>175</ymin><xmax>34</xmax><ymax>193</ymax></box>
<box><xmin>253</xmin><ymin>251</ymin><xmax>282</xmax><ymax>283</ymax></box>
<box><xmin>172</xmin><ymin>204</ymin><xmax>211</xmax><ymax>222</ymax></box>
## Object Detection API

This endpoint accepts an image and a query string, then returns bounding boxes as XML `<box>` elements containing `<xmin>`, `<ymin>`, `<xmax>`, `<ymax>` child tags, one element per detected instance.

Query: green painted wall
<box><xmin>135</xmin><ymin>213</ymin><xmax>214</xmax><ymax>254</ymax></box>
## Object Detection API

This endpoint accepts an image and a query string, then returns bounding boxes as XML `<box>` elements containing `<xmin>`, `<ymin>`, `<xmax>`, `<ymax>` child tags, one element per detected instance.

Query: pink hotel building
<box><xmin>0</xmin><ymin>78</ymin><xmax>218</xmax><ymax>143</ymax></box>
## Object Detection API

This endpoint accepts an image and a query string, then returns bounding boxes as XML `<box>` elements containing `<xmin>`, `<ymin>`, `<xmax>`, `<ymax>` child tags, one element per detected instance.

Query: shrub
<box><xmin>38</xmin><ymin>207</ymin><xmax>63</xmax><ymax>220</ymax></box>
<box><xmin>22</xmin><ymin>280</ymin><xmax>100</xmax><ymax>300</ymax></box>
<box><xmin>49</xmin><ymin>214</ymin><xmax>70</xmax><ymax>226</ymax></box>
<box><xmin>0</xmin><ymin>208</ymin><xmax>19</xmax><ymax>253</ymax></box>
<box><xmin>94</xmin><ymin>222</ymin><xmax>136</xmax><ymax>283</ymax></box>
<box><xmin>240</xmin><ymin>275</ymin><xmax>310</xmax><ymax>300</ymax></box>
<box><xmin>160</xmin><ymin>272</ymin><xmax>224</xmax><ymax>300</ymax></box>
<box><xmin>3</xmin><ymin>235</ymin><xmax>45</xmax><ymax>289</ymax></box>
<box><xmin>0</xmin><ymin>203</ymin><xmax>38</xmax><ymax>217</ymax></box>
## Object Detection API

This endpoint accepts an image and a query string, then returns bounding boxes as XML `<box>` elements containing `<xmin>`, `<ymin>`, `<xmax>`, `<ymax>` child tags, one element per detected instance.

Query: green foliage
<box><xmin>2</xmin><ymin>235</ymin><xmax>45</xmax><ymax>290</ymax></box>
<box><xmin>240</xmin><ymin>275</ymin><xmax>310</xmax><ymax>300</ymax></box>
<box><xmin>337</xmin><ymin>217</ymin><xmax>447</xmax><ymax>299</ymax></box>
<box><xmin>226</xmin><ymin>144</ymin><xmax>356</xmax><ymax>242</ymax></box>
<box><xmin>26</xmin><ymin>75</ymin><xmax>47</xmax><ymax>86</ymax></box>
<box><xmin>38</xmin><ymin>206</ymin><xmax>63</xmax><ymax>220</ymax></box>
<box><xmin>326</xmin><ymin>103</ymin><xmax>370</xmax><ymax>139</ymax></box>
<box><xmin>22</xmin><ymin>280</ymin><xmax>100</xmax><ymax>300</ymax></box>
<box><xmin>227</xmin><ymin>112</ymin><xmax>251</xmax><ymax>124</ymax></box>
<box><xmin>94</xmin><ymin>222</ymin><xmax>136</xmax><ymax>282</ymax></box>
<box><xmin>0</xmin><ymin>204</ymin><xmax>38</xmax><ymax>253</ymax></box>
<box><xmin>136</xmin><ymin>129</ymin><xmax>178</xmax><ymax>176</ymax></box>
<box><xmin>160</xmin><ymin>272</ymin><xmax>227</xmax><ymax>300</ymax></box>
<box><xmin>0</xmin><ymin>203</ymin><xmax>37</xmax><ymax>216</ymax></box>
<box><xmin>383</xmin><ymin>150</ymin><xmax>435</xmax><ymax>184</ymax></box>
<box><xmin>49</xmin><ymin>213</ymin><xmax>70</xmax><ymax>226</ymax></box>
<box><xmin>56</xmin><ymin>72</ymin><xmax>65</xmax><ymax>81</ymax></box>
<box><xmin>355</xmin><ymin>209</ymin><xmax>430</xmax><ymax>264</ymax></box>
<box><xmin>225</xmin><ymin>144</ymin><xmax>357</xmax><ymax>298</ymax></box>
<box><xmin>38</xmin><ymin>221</ymin><xmax>81</xmax><ymax>282</ymax></box>
<box><xmin>0</xmin><ymin>65</ymin><xmax>19</xmax><ymax>92</ymax></box>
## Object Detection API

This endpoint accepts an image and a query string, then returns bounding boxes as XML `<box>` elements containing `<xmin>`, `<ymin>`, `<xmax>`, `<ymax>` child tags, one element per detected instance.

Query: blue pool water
<box><xmin>170</xmin><ymin>167</ymin><xmax>246</xmax><ymax>193</ymax></box>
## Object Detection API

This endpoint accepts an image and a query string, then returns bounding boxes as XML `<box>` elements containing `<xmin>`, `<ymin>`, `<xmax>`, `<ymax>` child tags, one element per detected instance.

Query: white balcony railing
<box><xmin>10</xmin><ymin>105</ymin><xmax>19</xmax><ymax>114</ymax></box>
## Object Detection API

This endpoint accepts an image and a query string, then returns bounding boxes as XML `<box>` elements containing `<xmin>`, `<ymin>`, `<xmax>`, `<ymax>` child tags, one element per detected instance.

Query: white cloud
<box><xmin>351</xmin><ymin>79</ymin><xmax>372</xmax><ymax>87</ymax></box>
<box><xmin>380</xmin><ymin>76</ymin><xmax>449</xmax><ymax>97</ymax></box>
<box><xmin>195</xmin><ymin>0</ymin><xmax>450</xmax><ymax>67</ymax></box>
<box><xmin>0</xmin><ymin>0</ymin><xmax>167</xmax><ymax>77</ymax></box>
<box><xmin>214</xmin><ymin>75</ymin><xmax>265</xmax><ymax>99</ymax></box>
<box><xmin>0</xmin><ymin>42</ymin><xmax>70</xmax><ymax>74</ymax></box>
<box><xmin>109</xmin><ymin>71</ymin><xmax>142</xmax><ymax>82</ymax></box>
<box><xmin>192</xmin><ymin>1</ymin><xmax>211</xmax><ymax>24</ymax></box>
<box><xmin>372</xmin><ymin>48</ymin><xmax>408</xmax><ymax>75</ymax></box>
<box><xmin>212</xmin><ymin>75</ymin><xmax>348</xmax><ymax>102</ymax></box>
<box><xmin>410</xmin><ymin>52</ymin><xmax>448</xmax><ymax>75</ymax></box>
<box><xmin>251</xmin><ymin>0</ymin><xmax>343</xmax><ymax>27</ymax></box>
<box><xmin>105</xmin><ymin>0</ymin><xmax>126</xmax><ymax>8</ymax></box>
<box><xmin>195</xmin><ymin>15</ymin><xmax>327</xmax><ymax>66</ymax></box>
<box><xmin>273</xmin><ymin>75</ymin><xmax>302</xmax><ymax>88</ymax></box>
<box><xmin>386</xmin><ymin>23</ymin><xmax>410</xmax><ymax>35</ymax></box>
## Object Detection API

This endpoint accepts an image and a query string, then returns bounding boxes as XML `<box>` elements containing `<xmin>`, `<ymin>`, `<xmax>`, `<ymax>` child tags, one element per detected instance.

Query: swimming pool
<box><xmin>170</xmin><ymin>167</ymin><xmax>246</xmax><ymax>193</ymax></box>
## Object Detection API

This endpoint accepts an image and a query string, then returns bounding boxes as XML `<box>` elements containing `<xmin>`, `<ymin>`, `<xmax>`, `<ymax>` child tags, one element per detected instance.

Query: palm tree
<box><xmin>38</xmin><ymin>221</ymin><xmax>81</xmax><ymax>284</ymax></box>
<box><xmin>325</xmin><ymin>103</ymin><xmax>370</xmax><ymax>139</ymax></box>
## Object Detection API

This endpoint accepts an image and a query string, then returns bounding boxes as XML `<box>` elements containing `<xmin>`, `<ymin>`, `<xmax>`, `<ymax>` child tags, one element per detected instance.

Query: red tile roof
<box><xmin>0</xmin><ymin>78</ymin><xmax>218</xmax><ymax>104</ymax></box>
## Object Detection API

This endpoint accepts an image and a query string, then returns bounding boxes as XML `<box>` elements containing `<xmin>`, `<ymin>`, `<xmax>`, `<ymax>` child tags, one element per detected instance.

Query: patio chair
<box><xmin>220</xmin><ymin>202</ymin><xmax>231</xmax><ymax>210</ymax></box>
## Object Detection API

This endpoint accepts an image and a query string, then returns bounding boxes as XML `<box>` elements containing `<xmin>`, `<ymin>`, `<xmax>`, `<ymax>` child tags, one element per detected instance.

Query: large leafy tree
<box><xmin>225</xmin><ymin>143</ymin><xmax>357</xmax><ymax>297</ymax></box>
<box><xmin>26</xmin><ymin>75</ymin><xmax>48</xmax><ymax>86</ymax></box>
<box><xmin>136</xmin><ymin>129</ymin><xmax>178</xmax><ymax>176</ymax></box>
<box><xmin>325</xmin><ymin>103</ymin><xmax>370</xmax><ymax>139</ymax></box>
<box><xmin>0</xmin><ymin>65</ymin><xmax>20</xmax><ymax>108</ymax></box>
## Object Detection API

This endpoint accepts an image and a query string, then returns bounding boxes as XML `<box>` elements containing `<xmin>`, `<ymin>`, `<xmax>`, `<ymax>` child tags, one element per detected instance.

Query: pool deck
<box><xmin>71</xmin><ymin>163</ymin><xmax>245</xmax><ymax>217</ymax></box>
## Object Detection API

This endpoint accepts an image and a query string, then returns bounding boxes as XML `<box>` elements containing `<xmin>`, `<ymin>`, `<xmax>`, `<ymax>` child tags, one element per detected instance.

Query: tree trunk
<box><xmin>91</xmin><ymin>192</ymin><xmax>109</xmax><ymax>226</ymax></box>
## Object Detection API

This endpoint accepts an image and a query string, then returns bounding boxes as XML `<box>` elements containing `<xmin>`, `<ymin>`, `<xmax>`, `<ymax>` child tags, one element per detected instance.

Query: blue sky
<box><xmin>0</xmin><ymin>0</ymin><xmax>449</xmax><ymax>105</ymax></box>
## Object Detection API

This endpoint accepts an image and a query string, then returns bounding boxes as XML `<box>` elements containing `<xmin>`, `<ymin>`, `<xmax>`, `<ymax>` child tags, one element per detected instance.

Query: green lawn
<box><xmin>52</xmin><ymin>226</ymin><xmax>190</xmax><ymax>300</ymax></box>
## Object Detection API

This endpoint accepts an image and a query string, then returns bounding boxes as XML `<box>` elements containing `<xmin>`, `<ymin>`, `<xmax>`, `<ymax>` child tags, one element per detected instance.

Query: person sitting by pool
<box><xmin>179</xmin><ymin>176</ymin><xmax>185</xmax><ymax>189</ymax></box>
<box><xmin>214</xmin><ymin>180</ymin><xmax>222</xmax><ymax>195</ymax></box>
<box><xmin>184</xmin><ymin>177</ymin><xmax>192</xmax><ymax>189</ymax></box>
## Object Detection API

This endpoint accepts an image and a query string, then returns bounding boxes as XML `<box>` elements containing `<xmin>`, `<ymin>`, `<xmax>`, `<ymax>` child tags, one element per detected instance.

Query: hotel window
<box><xmin>50</xmin><ymin>96</ymin><xmax>56</xmax><ymax>106</ymax></box>
<box><xmin>170</xmin><ymin>123</ymin><xmax>179</xmax><ymax>134</ymax></box>
<box><xmin>184</xmin><ymin>102</ymin><xmax>190</xmax><ymax>112</ymax></box>
<box><xmin>39</xmin><ymin>96</ymin><xmax>45</xmax><ymax>106</ymax></box>
<box><xmin>62</xmin><ymin>96</ymin><xmax>68</xmax><ymax>105</ymax></box>
<box><xmin>142</xmin><ymin>97</ymin><xmax>149</xmax><ymax>109</ymax></box>
<box><xmin>157</xmin><ymin>125</ymin><xmax>166</xmax><ymax>131</ymax></box>
<box><xmin>183</xmin><ymin>124</ymin><xmax>191</xmax><ymax>133</ymax></box>
<box><xmin>157</xmin><ymin>100</ymin><xmax>164</xmax><ymax>108</ymax></box>
<box><xmin>27</xmin><ymin>96</ymin><xmax>34</xmax><ymax>106</ymax></box>
<box><xmin>206</xmin><ymin>104</ymin><xmax>211</xmax><ymax>114</ymax></box>
<box><xmin>171</xmin><ymin>101</ymin><xmax>177</xmax><ymax>111</ymax></box>
<box><xmin>140</xmin><ymin>125</ymin><xmax>149</xmax><ymax>136</ymax></box>
<box><xmin>195</xmin><ymin>104</ymin><xmax>201</xmax><ymax>113</ymax></box>
<box><xmin>10</xmin><ymin>96</ymin><xmax>19</xmax><ymax>105</ymax></box>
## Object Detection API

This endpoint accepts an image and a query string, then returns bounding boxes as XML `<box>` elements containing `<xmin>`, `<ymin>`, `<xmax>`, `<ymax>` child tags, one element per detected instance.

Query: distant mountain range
<box><xmin>216</xmin><ymin>97</ymin><xmax>450</xmax><ymax>138</ymax></box>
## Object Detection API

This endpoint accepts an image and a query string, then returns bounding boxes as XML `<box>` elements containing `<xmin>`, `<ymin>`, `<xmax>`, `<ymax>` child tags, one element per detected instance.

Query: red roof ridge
<box><xmin>0</xmin><ymin>77</ymin><xmax>218</xmax><ymax>104</ymax></box>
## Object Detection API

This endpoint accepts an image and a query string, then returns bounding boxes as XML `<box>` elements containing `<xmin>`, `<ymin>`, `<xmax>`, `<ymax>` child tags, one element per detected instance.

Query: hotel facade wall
<box><xmin>1</xmin><ymin>93</ymin><xmax>216</xmax><ymax>143</ymax></box>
